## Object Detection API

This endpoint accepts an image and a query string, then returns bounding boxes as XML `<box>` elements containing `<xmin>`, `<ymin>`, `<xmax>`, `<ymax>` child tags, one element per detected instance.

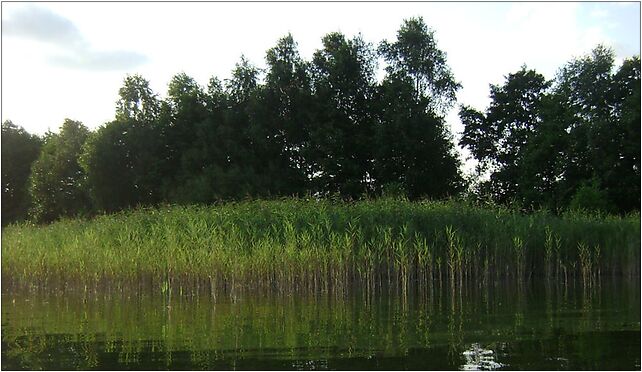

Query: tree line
<box><xmin>2</xmin><ymin>18</ymin><xmax>639</xmax><ymax>224</ymax></box>
<box><xmin>460</xmin><ymin>46</ymin><xmax>640</xmax><ymax>214</ymax></box>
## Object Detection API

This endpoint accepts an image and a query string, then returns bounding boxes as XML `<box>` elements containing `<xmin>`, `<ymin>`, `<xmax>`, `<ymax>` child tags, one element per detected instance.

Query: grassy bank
<box><xmin>2</xmin><ymin>199</ymin><xmax>639</xmax><ymax>295</ymax></box>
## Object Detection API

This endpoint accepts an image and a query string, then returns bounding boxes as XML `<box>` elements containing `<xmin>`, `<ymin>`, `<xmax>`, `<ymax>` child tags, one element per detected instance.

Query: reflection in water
<box><xmin>460</xmin><ymin>343</ymin><xmax>503</xmax><ymax>370</ymax></box>
<box><xmin>1</xmin><ymin>280</ymin><xmax>640</xmax><ymax>370</ymax></box>
<box><xmin>291</xmin><ymin>359</ymin><xmax>328</xmax><ymax>370</ymax></box>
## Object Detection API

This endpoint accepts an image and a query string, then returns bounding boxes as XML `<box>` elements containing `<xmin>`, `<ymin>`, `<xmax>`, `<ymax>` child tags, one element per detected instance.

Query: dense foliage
<box><xmin>1</xmin><ymin>121</ymin><xmax>41</xmax><ymax>223</ymax></box>
<box><xmin>28</xmin><ymin>119</ymin><xmax>91</xmax><ymax>223</ymax></box>
<box><xmin>1</xmin><ymin>18</ymin><xmax>639</xmax><ymax>224</ymax></box>
<box><xmin>3</xmin><ymin>199</ymin><xmax>639</xmax><ymax>293</ymax></box>
<box><xmin>460</xmin><ymin>47</ymin><xmax>640</xmax><ymax>213</ymax></box>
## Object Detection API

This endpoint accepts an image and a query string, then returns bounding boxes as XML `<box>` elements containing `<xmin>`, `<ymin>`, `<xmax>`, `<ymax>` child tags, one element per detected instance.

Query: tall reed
<box><xmin>2</xmin><ymin>199</ymin><xmax>639</xmax><ymax>296</ymax></box>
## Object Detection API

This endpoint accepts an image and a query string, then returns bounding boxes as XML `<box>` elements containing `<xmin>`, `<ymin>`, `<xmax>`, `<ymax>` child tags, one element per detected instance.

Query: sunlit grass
<box><xmin>2</xmin><ymin>198</ymin><xmax>639</xmax><ymax>295</ymax></box>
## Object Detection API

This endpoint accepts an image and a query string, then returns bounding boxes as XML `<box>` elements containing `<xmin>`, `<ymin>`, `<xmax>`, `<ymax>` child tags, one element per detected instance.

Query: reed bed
<box><xmin>2</xmin><ymin>199</ymin><xmax>639</xmax><ymax>296</ymax></box>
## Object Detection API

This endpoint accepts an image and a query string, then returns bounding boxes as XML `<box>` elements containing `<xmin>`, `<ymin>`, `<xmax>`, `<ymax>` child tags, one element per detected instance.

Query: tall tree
<box><xmin>376</xmin><ymin>17</ymin><xmax>463</xmax><ymax>199</ymax></box>
<box><xmin>1</xmin><ymin>121</ymin><xmax>42</xmax><ymax>224</ymax></box>
<box><xmin>173</xmin><ymin>62</ymin><xmax>262</xmax><ymax>203</ymax></box>
<box><xmin>554</xmin><ymin>46</ymin><xmax>639</xmax><ymax>212</ymax></box>
<box><xmin>221</xmin><ymin>56</ymin><xmax>264</xmax><ymax>198</ymax></box>
<box><xmin>516</xmin><ymin>92</ymin><xmax>571</xmax><ymax>210</ymax></box>
<box><xmin>82</xmin><ymin>75</ymin><xmax>163</xmax><ymax>212</ymax></box>
<box><xmin>460</xmin><ymin>67</ymin><xmax>550</xmax><ymax>206</ymax></box>
<box><xmin>460</xmin><ymin>47</ymin><xmax>640</xmax><ymax>213</ymax></box>
<box><xmin>609</xmin><ymin>56</ymin><xmax>641</xmax><ymax>211</ymax></box>
<box><xmin>29</xmin><ymin>119</ymin><xmax>90</xmax><ymax>222</ymax></box>
<box><xmin>161</xmin><ymin>72</ymin><xmax>210</xmax><ymax>202</ymax></box>
<box><xmin>595</xmin><ymin>54</ymin><xmax>640</xmax><ymax>212</ymax></box>
<box><xmin>309</xmin><ymin>32</ymin><xmax>378</xmax><ymax>198</ymax></box>
<box><xmin>115</xmin><ymin>74</ymin><xmax>161</xmax><ymax>123</ymax></box>
<box><xmin>553</xmin><ymin>46</ymin><xmax>615</xmax><ymax>206</ymax></box>
<box><xmin>379</xmin><ymin>16</ymin><xmax>460</xmax><ymax>113</ymax></box>
<box><xmin>260</xmin><ymin>34</ymin><xmax>313</xmax><ymax>196</ymax></box>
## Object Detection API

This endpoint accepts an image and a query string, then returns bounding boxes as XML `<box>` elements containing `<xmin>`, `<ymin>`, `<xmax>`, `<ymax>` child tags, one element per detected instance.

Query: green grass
<box><xmin>2</xmin><ymin>198</ymin><xmax>639</xmax><ymax>295</ymax></box>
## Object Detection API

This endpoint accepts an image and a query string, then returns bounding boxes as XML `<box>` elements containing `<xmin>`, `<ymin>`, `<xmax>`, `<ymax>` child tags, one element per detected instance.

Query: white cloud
<box><xmin>2</xmin><ymin>5</ymin><xmax>85</xmax><ymax>48</ymax></box>
<box><xmin>48</xmin><ymin>49</ymin><xmax>148</xmax><ymax>71</ymax></box>
<box><xmin>2</xmin><ymin>4</ymin><xmax>148</xmax><ymax>71</ymax></box>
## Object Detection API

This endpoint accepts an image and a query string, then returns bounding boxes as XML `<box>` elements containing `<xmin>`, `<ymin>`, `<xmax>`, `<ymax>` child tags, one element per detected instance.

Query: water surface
<box><xmin>2</xmin><ymin>280</ymin><xmax>639</xmax><ymax>370</ymax></box>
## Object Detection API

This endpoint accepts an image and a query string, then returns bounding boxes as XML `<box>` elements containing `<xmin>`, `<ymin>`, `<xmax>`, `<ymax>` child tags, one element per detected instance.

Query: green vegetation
<box><xmin>1</xmin><ymin>12</ymin><xmax>639</xmax><ymax>372</ymax></box>
<box><xmin>1</xmin><ymin>121</ymin><xmax>42</xmax><ymax>223</ymax></box>
<box><xmin>460</xmin><ymin>47</ymin><xmax>640</xmax><ymax>213</ymax></box>
<box><xmin>2</xmin><ymin>18</ymin><xmax>638</xmax><ymax>226</ymax></box>
<box><xmin>29</xmin><ymin>119</ymin><xmax>92</xmax><ymax>222</ymax></box>
<box><xmin>3</xmin><ymin>199</ymin><xmax>639</xmax><ymax>295</ymax></box>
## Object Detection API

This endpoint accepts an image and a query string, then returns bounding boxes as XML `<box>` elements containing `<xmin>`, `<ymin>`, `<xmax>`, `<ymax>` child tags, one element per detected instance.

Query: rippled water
<box><xmin>2</xmin><ymin>280</ymin><xmax>639</xmax><ymax>370</ymax></box>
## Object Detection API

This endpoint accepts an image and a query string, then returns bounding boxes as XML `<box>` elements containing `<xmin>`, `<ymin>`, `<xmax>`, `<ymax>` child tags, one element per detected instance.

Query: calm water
<box><xmin>2</xmin><ymin>280</ymin><xmax>640</xmax><ymax>370</ymax></box>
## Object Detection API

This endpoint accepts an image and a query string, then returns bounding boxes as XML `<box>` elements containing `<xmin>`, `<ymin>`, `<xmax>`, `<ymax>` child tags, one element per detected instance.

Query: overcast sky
<box><xmin>2</xmin><ymin>2</ymin><xmax>640</xmax><ymax>170</ymax></box>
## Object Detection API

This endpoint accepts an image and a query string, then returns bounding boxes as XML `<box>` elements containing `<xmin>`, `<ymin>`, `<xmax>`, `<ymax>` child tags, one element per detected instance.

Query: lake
<box><xmin>2</xmin><ymin>280</ymin><xmax>639</xmax><ymax>370</ymax></box>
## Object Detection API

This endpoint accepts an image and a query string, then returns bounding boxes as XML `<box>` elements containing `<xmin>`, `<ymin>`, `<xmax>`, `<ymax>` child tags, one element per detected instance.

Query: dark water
<box><xmin>2</xmin><ymin>280</ymin><xmax>640</xmax><ymax>370</ymax></box>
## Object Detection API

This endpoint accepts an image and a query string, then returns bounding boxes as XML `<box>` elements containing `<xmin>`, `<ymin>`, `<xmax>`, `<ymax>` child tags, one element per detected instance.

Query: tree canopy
<box><xmin>2</xmin><ymin>121</ymin><xmax>42</xmax><ymax>224</ymax></box>
<box><xmin>29</xmin><ymin>119</ymin><xmax>91</xmax><ymax>222</ymax></box>
<box><xmin>2</xmin><ymin>21</ymin><xmax>639</xmax><ymax>225</ymax></box>
<box><xmin>460</xmin><ymin>46</ymin><xmax>640</xmax><ymax>213</ymax></box>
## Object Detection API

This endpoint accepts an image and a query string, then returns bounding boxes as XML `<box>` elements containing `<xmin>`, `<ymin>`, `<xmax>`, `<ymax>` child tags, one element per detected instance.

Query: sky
<box><xmin>2</xmin><ymin>2</ymin><xmax>640</xmax><ymax>171</ymax></box>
